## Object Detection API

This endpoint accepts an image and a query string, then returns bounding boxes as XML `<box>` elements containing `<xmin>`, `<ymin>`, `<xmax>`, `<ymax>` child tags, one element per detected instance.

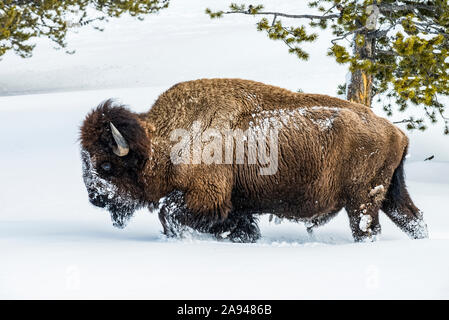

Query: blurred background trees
<box><xmin>0</xmin><ymin>0</ymin><xmax>169</xmax><ymax>58</ymax></box>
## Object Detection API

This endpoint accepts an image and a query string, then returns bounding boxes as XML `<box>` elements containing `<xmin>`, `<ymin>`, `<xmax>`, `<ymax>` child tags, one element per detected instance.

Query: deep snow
<box><xmin>1</xmin><ymin>0</ymin><xmax>449</xmax><ymax>299</ymax></box>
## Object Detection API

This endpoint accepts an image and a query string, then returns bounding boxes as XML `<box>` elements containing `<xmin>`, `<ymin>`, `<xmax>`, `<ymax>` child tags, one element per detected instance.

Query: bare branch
<box><xmin>393</xmin><ymin>119</ymin><xmax>416</xmax><ymax>124</ymax></box>
<box><xmin>331</xmin><ymin>26</ymin><xmax>366</xmax><ymax>44</ymax></box>
<box><xmin>222</xmin><ymin>10</ymin><xmax>340</xmax><ymax>21</ymax></box>
<box><xmin>379</xmin><ymin>3</ymin><xmax>436</xmax><ymax>14</ymax></box>
<box><xmin>271</xmin><ymin>14</ymin><xmax>277</xmax><ymax>27</ymax></box>
<box><xmin>376</xmin><ymin>49</ymin><xmax>397</xmax><ymax>56</ymax></box>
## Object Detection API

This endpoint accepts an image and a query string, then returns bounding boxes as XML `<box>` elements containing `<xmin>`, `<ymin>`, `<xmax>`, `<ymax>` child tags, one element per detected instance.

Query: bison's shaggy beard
<box><xmin>81</xmin><ymin>149</ymin><xmax>143</xmax><ymax>228</ymax></box>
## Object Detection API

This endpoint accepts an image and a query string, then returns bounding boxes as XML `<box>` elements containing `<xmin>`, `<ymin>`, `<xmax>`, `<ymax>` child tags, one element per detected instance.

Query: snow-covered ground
<box><xmin>1</xmin><ymin>0</ymin><xmax>448</xmax><ymax>299</ymax></box>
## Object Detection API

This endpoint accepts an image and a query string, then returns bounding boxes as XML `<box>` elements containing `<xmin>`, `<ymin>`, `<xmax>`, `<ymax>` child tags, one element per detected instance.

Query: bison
<box><xmin>80</xmin><ymin>78</ymin><xmax>428</xmax><ymax>242</ymax></box>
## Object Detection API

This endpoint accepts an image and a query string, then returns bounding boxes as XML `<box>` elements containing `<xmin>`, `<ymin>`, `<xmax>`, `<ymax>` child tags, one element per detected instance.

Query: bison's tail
<box><xmin>381</xmin><ymin>146</ymin><xmax>428</xmax><ymax>239</ymax></box>
<box><xmin>383</xmin><ymin>148</ymin><xmax>408</xmax><ymax>210</ymax></box>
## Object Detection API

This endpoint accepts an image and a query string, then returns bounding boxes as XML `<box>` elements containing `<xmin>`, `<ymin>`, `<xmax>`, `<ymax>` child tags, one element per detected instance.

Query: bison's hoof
<box><xmin>353</xmin><ymin>224</ymin><xmax>381</xmax><ymax>243</ymax></box>
<box><xmin>407</xmin><ymin>218</ymin><xmax>429</xmax><ymax>239</ymax></box>
<box><xmin>227</xmin><ymin>220</ymin><xmax>261</xmax><ymax>243</ymax></box>
<box><xmin>225</xmin><ymin>230</ymin><xmax>260</xmax><ymax>243</ymax></box>
<box><xmin>354</xmin><ymin>233</ymin><xmax>380</xmax><ymax>243</ymax></box>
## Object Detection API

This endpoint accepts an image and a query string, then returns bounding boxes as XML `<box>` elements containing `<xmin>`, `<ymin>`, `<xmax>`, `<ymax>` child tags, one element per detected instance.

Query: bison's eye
<box><xmin>101</xmin><ymin>162</ymin><xmax>112</xmax><ymax>172</ymax></box>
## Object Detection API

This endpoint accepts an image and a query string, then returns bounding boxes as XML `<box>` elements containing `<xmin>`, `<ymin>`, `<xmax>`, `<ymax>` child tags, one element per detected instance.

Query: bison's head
<box><xmin>80</xmin><ymin>99</ymin><xmax>152</xmax><ymax>228</ymax></box>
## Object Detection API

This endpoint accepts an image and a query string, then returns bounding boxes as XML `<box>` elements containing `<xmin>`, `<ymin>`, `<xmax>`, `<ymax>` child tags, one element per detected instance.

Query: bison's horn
<box><xmin>110</xmin><ymin>122</ymin><xmax>129</xmax><ymax>157</ymax></box>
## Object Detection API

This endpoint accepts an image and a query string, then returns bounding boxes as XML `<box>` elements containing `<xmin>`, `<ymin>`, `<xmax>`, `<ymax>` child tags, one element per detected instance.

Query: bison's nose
<box><xmin>88</xmin><ymin>192</ymin><xmax>107</xmax><ymax>208</ymax></box>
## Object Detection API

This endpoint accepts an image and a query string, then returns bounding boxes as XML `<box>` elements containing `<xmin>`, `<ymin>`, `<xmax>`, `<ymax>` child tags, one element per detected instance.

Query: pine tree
<box><xmin>207</xmin><ymin>1</ymin><xmax>449</xmax><ymax>134</ymax></box>
<box><xmin>0</xmin><ymin>0</ymin><xmax>169</xmax><ymax>58</ymax></box>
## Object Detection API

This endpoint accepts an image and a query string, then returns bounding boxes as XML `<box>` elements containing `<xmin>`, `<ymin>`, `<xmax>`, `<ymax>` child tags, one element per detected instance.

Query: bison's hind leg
<box><xmin>381</xmin><ymin>157</ymin><xmax>428</xmax><ymax>239</ymax></box>
<box><xmin>345</xmin><ymin>203</ymin><xmax>382</xmax><ymax>242</ymax></box>
<box><xmin>345</xmin><ymin>188</ymin><xmax>384</xmax><ymax>243</ymax></box>
<box><xmin>345</xmin><ymin>175</ymin><xmax>396</xmax><ymax>242</ymax></box>
<box><xmin>158</xmin><ymin>191</ymin><xmax>260</xmax><ymax>243</ymax></box>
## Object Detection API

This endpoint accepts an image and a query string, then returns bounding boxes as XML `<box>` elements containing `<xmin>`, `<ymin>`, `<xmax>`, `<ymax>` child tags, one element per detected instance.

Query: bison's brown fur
<box><xmin>80</xmin><ymin>78</ymin><xmax>428</xmax><ymax>242</ymax></box>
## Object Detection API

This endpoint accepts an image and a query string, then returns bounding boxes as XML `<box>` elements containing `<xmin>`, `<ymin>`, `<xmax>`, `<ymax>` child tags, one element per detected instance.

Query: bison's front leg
<box><xmin>159</xmin><ymin>190</ymin><xmax>226</xmax><ymax>237</ymax></box>
<box><xmin>209</xmin><ymin>212</ymin><xmax>261</xmax><ymax>243</ymax></box>
<box><xmin>158</xmin><ymin>190</ymin><xmax>260</xmax><ymax>243</ymax></box>
<box><xmin>158</xmin><ymin>190</ymin><xmax>220</xmax><ymax>237</ymax></box>
<box><xmin>158</xmin><ymin>190</ymin><xmax>191</xmax><ymax>238</ymax></box>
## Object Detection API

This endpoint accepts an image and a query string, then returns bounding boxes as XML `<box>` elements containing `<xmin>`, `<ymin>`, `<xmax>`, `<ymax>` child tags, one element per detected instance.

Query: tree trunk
<box><xmin>346</xmin><ymin>42</ymin><xmax>374</xmax><ymax>108</ymax></box>
<box><xmin>346</xmin><ymin>3</ymin><xmax>378</xmax><ymax>108</ymax></box>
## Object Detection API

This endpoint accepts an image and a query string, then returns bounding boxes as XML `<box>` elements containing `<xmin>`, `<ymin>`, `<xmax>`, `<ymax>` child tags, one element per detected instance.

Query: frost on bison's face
<box><xmin>81</xmin><ymin>149</ymin><xmax>141</xmax><ymax>228</ymax></box>
<box><xmin>80</xmin><ymin>100</ymin><xmax>151</xmax><ymax>228</ymax></box>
